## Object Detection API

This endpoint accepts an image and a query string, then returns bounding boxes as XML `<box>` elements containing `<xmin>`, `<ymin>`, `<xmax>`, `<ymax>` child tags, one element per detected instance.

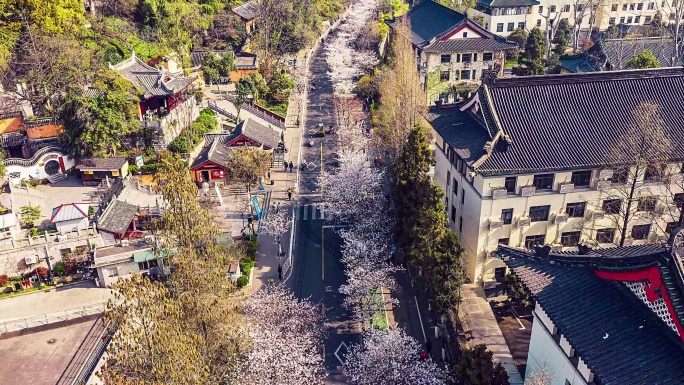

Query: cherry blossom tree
<box><xmin>261</xmin><ymin>209</ymin><xmax>290</xmax><ymax>256</ymax></box>
<box><xmin>333</xmin><ymin>94</ymin><xmax>367</xmax><ymax>151</ymax></box>
<box><xmin>242</xmin><ymin>285</ymin><xmax>327</xmax><ymax>385</ymax></box>
<box><xmin>344</xmin><ymin>327</ymin><xmax>448</xmax><ymax>385</ymax></box>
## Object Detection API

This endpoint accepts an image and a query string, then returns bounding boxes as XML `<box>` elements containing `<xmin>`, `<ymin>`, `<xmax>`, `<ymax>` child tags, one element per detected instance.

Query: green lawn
<box><xmin>504</xmin><ymin>57</ymin><xmax>519</xmax><ymax>68</ymax></box>
<box><xmin>365</xmin><ymin>288</ymin><xmax>389</xmax><ymax>330</ymax></box>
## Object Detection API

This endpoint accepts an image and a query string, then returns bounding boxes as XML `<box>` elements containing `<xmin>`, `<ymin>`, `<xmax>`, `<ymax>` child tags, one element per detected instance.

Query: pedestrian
<box><xmin>425</xmin><ymin>338</ymin><xmax>433</xmax><ymax>354</ymax></box>
<box><xmin>289</xmin><ymin>161</ymin><xmax>293</xmax><ymax>172</ymax></box>
<box><xmin>284</xmin><ymin>162</ymin><xmax>288</xmax><ymax>172</ymax></box>
<box><xmin>276</xmin><ymin>202</ymin><xmax>280</xmax><ymax>213</ymax></box>
<box><xmin>287</xmin><ymin>188</ymin><xmax>293</xmax><ymax>201</ymax></box>
<box><xmin>280</xmin><ymin>131</ymin><xmax>285</xmax><ymax>142</ymax></box>
<box><xmin>278</xmin><ymin>264</ymin><xmax>283</xmax><ymax>280</ymax></box>
<box><xmin>269</xmin><ymin>277</ymin><xmax>275</xmax><ymax>284</ymax></box>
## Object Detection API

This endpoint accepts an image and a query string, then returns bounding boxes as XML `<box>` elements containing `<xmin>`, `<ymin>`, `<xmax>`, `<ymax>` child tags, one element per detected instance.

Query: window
<box><xmin>441</xmin><ymin>54</ymin><xmax>451</xmax><ymax>63</ymax></box>
<box><xmin>571</xmin><ymin>170</ymin><xmax>592</xmax><ymax>187</ymax></box>
<box><xmin>498</xmin><ymin>238</ymin><xmax>510</xmax><ymax>245</ymax></box>
<box><xmin>539</xmin><ymin>6</ymin><xmax>544</xmax><ymax>13</ymax></box>
<box><xmin>518</xmin><ymin>22</ymin><xmax>526</xmax><ymax>29</ymax></box>
<box><xmin>106</xmin><ymin>267</ymin><xmax>119</xmax><ymax>277</ymax></box>
<box><xmin>462</xmin><ymin>53</ymin><xmax>473</xmax><ymax>62</ymax></box>
<box><xmin>635</xmin><ymin>15</ymin><xmax>641</xmax><ymax>23</ymax></box>
<box><xmin>623</xmin><ymin>3</ymin><xmax>628</xmax><ymax>10</ymax></box>
<box><xmin>453</xmin><ymin>178</ymin><xmax>458</xmax><ymax>195</ymax></box>
<box><xmin>463</xmin><ymin>32</ymin><xmax>468</xmax><ymax>37</ymax></box>
<box><xmin>627</xmin><ymin>16</ymin><xmax>633</xmax><ymax>23</ymax></box>
<box><xmin>460</xmin><ymin>70</ymin><xmax>472</xmax><ymax>80</ymax></box>
<box><xmin>632</xmin><ymin>224</ymin><xmax>651</xmax><ymax>240</ymax></box>
<box><xmin>459</xmin><ymin>216</ymin><xmax>464</xmax><ymax>231</ymax></box>
<box><xmin>603</xmin><ymin>199</ymin><xmax>622</xmax><ymax>214</ymax></box>
<box><xmin>507</xmin><ymin>22</ymin><xmax>515</xmax><ymax>31</ymax></box>
<box><xmin>483</xmin><ymin>52</ymin><xmax>493</xmax><ymax>61</ymax></box>
<box><xmin>438</xmin><ymin>93</ymin><xmax>449</xmax><ymax>103</ymax></box>
<box><xmin>505</xmin><ymin>176</ymin><xmax>517</xmax><ymax>193</ymax></box>
<box><xmin>550</xmin><ymin>5</ymin><xmax>557</xmax><ymax>12</ymax></box>
<box><xmin>644</xmin><ymin>165</ymin><xmax>664</xmax><ymax>181</ymax></box>
<box><xmin>564</xmin><ymin>4</ymin><xmax>571</xmax><ymax>11</ymax></box>
<box><xmin>440</xmin><ymin>71</ymin><xmax>450</xmax><ymax>81</ymax></box>
<box><xmin>501</xmin><ymin>209</ymin><xmax>514</xmax><ymax>225</ymax></box>
<box><xmin>645</xmin><ymin>15</ymin><xmax>652</xmax><ymax>23</ymax></box>
<box><xmin>561</xmin><ymin>231</ymin><xmax>581</xmax><ymax>247</ymax></box>
<box><xmin>611</xmin><ymin>168</ymin><xmax>628</xmax><ymax>184</ymax></box>
<box><xmin>638</xmin><ymin>196</ymin><xmax>657</xmax><ymax>212</ymax></box>
<box><xmin>497</xmin><ymin>23</ymin><xmax>504</xmax><ymax>32</ymax></box>
<box><xmin>566</xmin><ymin>202</ymin><xmax>586</xmax><ymax>217</ymax></box>
<box><xmin>138</xmin><ymin>259</ymin><xmax>158</xmax><ymax>271</ymax></box>
<box><xmin>610</xmin><ymin>17</ymin><xmax>616</xmax><ymax>24</ymax></box>
<box><xmin>533</xmin><ymin>174</ymin><xmax>554</xmax><ymax>190</ymax></box>
<box><xmin>630</xmin><ymin>3</ymin><xmax>635</xmax><ymax>9</ymax></box>
<box><xmin>446</xmin><ymin>170</ymin><xmax>450</xmax><ymax>186</ymax></box>
<box><xmin>648</xmin><ymin>1</ymin><xmax>655</xmax><ymax>8</ymax></box>
<box><xmin>529</xmin><ymin>205</ymin><xmax>551</xmax><ymax>222</ymax></box>
<box><xmin>620</xmin><ymin>16</ymin><xmax>626</xmax><ymax>23</ymax></box>
<box><xmin>525</xmin><ymin>234</ymin><xmax>546</xmax><ymax>249</ymax></box>
<box><xmin>577</xmin><ymin>4</ymin><xmax>584</xmax><ymax>10</ymax></box>
<box><xmin>596</xmin><ymin>228</ymin><xmax>615</xmax><ymax>243</ymax></box>
<box><xmin>461</xmin><ymin>188</ymin><xmax>465</xmax><ymax>204</ymax></box>
<box><xmin>451</xmin><ymin>205</ymin><xmax>456</xmax><ymax>222</ymax></box>
<box><xmin>674</xmin><ymin>193</ymin><xmax>684</xmax><ymax>208</ymax></box>
<box><xmin>666</xmin><ymin>222</ymin><xmax>679</xmax><ymax>234</ymax></box>
<box><xmin>638</xmin><ymin>2</ymin><xmax>643</xmax><ymax>9</ymax></box>
<box><xmin>473</xmin><ymin>53</ymin><xmax>478</xmax><ymax>62</ymax></box>
<box><xmin>612</xmin><ymin>3</ymin><xmax>618</xmax><ymax>10</ymax></box>
<box><xmin>537</xmin><ymin>19</ymin><xmax>542</xmax><ymax>26</ymax></box>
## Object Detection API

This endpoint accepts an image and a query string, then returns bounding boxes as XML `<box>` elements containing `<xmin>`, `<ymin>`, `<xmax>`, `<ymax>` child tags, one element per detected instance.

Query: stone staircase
<box><xmin>48</xmin><ymin>173</ymin><xmax>67</xmax><ymax>184</ymax></box>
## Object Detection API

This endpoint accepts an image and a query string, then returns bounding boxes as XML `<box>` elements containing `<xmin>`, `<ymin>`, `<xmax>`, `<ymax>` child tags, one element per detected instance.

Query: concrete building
<box><xmin>499</xmin><ymin>239</ymin><xmax>684</xmax><ymax>384</ymax></box>
<box><xmin>0</xmin><ymin>211</ymin><xmax>20</xmax><ymax>243</ymax></box>
<box><xmin>471</xmin><ymin>0</ymin><xmax>538</xmax><ymax>37</ymax></box>
<box><xmin>92</xmin><ymin>239</ymin><xmax>164</xmax><ymax>288</ymax></box>
<box><xmin>50</xmin><ymin>203</ymin><xmax>90</xmax><ymax>234</ymax></box>
<box><xmin>387</xmin><ymin>1</ymin><xmax>516</xmax><ymax>105</ymax></box>
<box><xmin>430</xmin><ymin>67</ymin><xmax>684</xmax><ymax>283</ymax></box>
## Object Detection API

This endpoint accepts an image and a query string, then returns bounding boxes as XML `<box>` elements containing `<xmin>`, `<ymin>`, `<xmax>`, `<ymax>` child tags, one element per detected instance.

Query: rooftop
<box><xmin>109</xmin><ymin>53</ymin><xmax>196</xmax><ymax>99</ymax></box>
<box><xmin>232</xmin><ymin>0</ymin><xmax>257</xmax><ymax>20</ymax></box>
<box><xmin>190</xmin><ymin>138</ymin><xmax>234</xmax><ymax>169</ymax></box>
<box><xmin>97</xmin><ymin>199</ymin><xmax>138</xmax><ymax>236</ymax></box>
<box><xmin>499</xmin><ymin>242</ymin><xmax>684</xmax><ymax>385</ymax></box>
<box><xmin>51</xmin><ymin>203</ymin><xmax>89</xmax><ymax>223</ymax></box>
<box><xmin>225</xmin><ymin>117</ymin><xmax>279</xmax><ymax>150</ymax></box>
<box><xmin>76</xmin><ymin>157</ymin><xmax>127</xmax><ymax>171</ymax></box>
<box><xmin>478</xmin><ymin>0</ymin><xmax>539</xmax><ymax>6</ymax></box>
<box><xmin>588</xmin><ymin>36</ymin><xmax>679</xmax><ymax>70</ymax></box>
<box><xmin>439</xmin><ymin>67</ymin><xmax>684</xmax><ymax>175</ymax></box>
<box><xmin>93</xmin><ymin>239</ymin><xmax>152</xmax><ymax>265</ymax></box>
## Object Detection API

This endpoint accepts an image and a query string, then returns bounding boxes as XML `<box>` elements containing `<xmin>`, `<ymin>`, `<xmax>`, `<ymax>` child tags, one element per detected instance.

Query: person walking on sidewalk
<box><xmin>284</xmin><ymin>162</ymin><xmax>288</xmax><ymax>172</ymax></box>
<box><xmin>276</xmin><ymin>202</ymin><xmax>280</xmax><ymax>213</ymax></box>
<box><xmin>425</xmin><ymin>338</ymin><xmax>433</xmax><ymax>354</ymax></box>
<box><xmin>288</xmin><ymin>161</ymin><xmax>293</xmax><ymax>172</ymax></box>
<box><xmin>287</xmin><ymin>188</ymin><xmax>293</xmax><ymax>201</ymax></box>
<box><xmin>278</xmin><ymin>264</ymin><xmax>283</xmax><ymax>280</ymax></box>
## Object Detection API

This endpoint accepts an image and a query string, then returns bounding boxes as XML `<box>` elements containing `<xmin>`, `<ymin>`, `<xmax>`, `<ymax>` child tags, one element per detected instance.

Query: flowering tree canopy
<box><xmin>344</xmin><ymin>327</ymin><xmax>448</xmax><ymax>385</ymax></box>
<box><xmin>243</xmin><ymin>285</ymin><xmax>327</xmax><ymax>385</ymax></box>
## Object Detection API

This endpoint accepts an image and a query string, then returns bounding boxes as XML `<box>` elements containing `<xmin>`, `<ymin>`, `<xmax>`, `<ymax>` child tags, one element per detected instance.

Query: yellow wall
<box><xmin>230</xmin><ymin>68</ymin><xmax>259</xmax><ymax>83</ymax></box>
<box><xmin>0</xmin><ymin>117</ymin><xmax>23</xmax><ymax>134</ymax></box>
<box><xmin>26</xmin><ymin>124</ymin><xmax>63</xmax><ymax>139</ymax></box>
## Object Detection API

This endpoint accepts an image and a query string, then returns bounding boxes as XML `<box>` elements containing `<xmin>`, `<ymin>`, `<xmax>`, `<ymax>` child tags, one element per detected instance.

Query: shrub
<box><xmin>239</xmin><ymin>258</ymin><xmax>255</xmax><ymax>275</ymax></box>
<box><xmin>29</xmin><ymin>227</ymin><xmax>39</xmax><ymax>237</ymax></box>
<box><xmin>32</xmin><ymin>266</ymin><xmax>48</xmax><ymax>279</ymax></box>
<box><xmin>140</xmin><ymin>164</ymin><xmax>159</xmax><ymax>174</ymax></box>
<box><xmin>244</xmin><ymin>239</ymin><xmax>258</xmax><ymax>261</ymax></box>
<box><xmin>145</xmin><ymin>147</ymin><xmax>156</xmax><ymax>157</ymax></box>
<box><xmin>200</xmin><ymin>108</ymin><xmax>214</xmax><ymax>117</ymax></box>
<box><xmin>53</xmin><ymin>262</ymin><xmax>67</xmax><ymax>277</ymax></box>
<box><xmin>9</xmin><ymin>276</ymin><xmax>21</xmax><ymax>282</ymax></box>
<box><xmin>236</xmin><ymin>275</ymin><xmax>249</xmax><ymax>288</ymax></box>
<box><xmin>128</xmin><ymin>164</ymin><xmax>139</xmax><ymax>174</ymax></box>
<box><xmin>169</xmin><ymin>135</ymin><xmax>189</xmax><ymax>153</ymax></box>
<box><xmin>0</xmin><ymin>275</ymin><xmax>8</xmax><ymax>287</ymax></box>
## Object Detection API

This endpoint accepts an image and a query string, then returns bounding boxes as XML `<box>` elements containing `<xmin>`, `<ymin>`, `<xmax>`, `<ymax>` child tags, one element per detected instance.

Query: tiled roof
<box><xmin>500</xmin><ymin>245</ymin><xmax>684</xmax><ymax>385</ymax></box>
<box><xmin>478</xmin><ymin>0</ymin><xmax>539</xmax><ymax>6</ymax></box>
<box><xmin>429</xmin><ymin>106</ymin><xmax>489</xmax><ymax>166</ymax></box>
<box><xmin>97</xmin><ymin>199</ymin><xmax>138</xmax><ymax>236</ymax></box>
<box><xmin>588</xmin><ymin>37</ymin><xmax>679</xmax><ymax>70</ymax></box>
<box><xmin>386</xmin><ymin>1</ymin><xmax>466</xmax><ymax>47</ymax></box>
<box><xmin>190</xmin><ymin>139</ymin><xmax>233</xmax><ymax>169</ymax></box>
<box><xmin>235</xmin><ymin>53</ymin><xmax>258</xmax><ymax>70</ymax></box>
<box><xmin>424</xmin><ymin>38</ymin><xmax>516</xmax><ymax>53</ymax></box>
<box><xmin>109</xmin><ymin>53</ymin><xmax>195</xmax><ymax>98</ymax></box>
<box><xmin>227</xmin><ymin>118</ymin><xmax>279</xmax><ymax>149</ymax></box>
<box><xmin>190</xmin><ymin>50</ymin><xmax>231</xmax><ymax>68</ymax></box>
<box><xmin>232</xmin><ymin>0</ymin><xmax>257</xmax><ymax>20</ymax></box>
<box><xmin>76</xmin><ymin>157</ymin><xmax>127</xmax><ymax>171</ymax></box>
<box><xmin>466</xmin><ymin>68</ymin><xmax>684</xmax><ymax>174</ymax></box>
<box><xmin>50</xmin><ymin>203</ymin><xmax>89</xmax><ymax>223</ymax></box>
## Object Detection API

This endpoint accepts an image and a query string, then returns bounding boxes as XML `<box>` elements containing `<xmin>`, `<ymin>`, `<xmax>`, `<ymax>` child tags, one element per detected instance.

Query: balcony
<box><xmin>517</xmin><ymin>216</ymin><xmax>531</xmax><ymax>227</ymax></box>
<box><xmin>489</xmin><ymin>218</ymin><xmax>504</xmax><ymax>230</ymax></box>
<box><xmin>521</xmin><ymin>185</ymin><xmax>536</xmax><ymax>197</ymax></box>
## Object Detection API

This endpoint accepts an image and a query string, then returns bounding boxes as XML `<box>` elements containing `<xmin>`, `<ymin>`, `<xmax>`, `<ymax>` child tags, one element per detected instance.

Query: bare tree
<box><xmin>570</xmin><ymin>0</ymin><xmax>592</xmax><ymax>52</ymax></box>
<box><xmin>655</xmin><ymin>0</ymin><xmax>684</xmax><ymax>62</ymax></box>
<box><xmin>540</xmin><ymin>8</ymin><xmax>568</xmax><ymax>58</ymax></box>
<box><xmin>526</xmin><ymin>358</ymin><xmax>558</xmax><ymax>385</ymax></box>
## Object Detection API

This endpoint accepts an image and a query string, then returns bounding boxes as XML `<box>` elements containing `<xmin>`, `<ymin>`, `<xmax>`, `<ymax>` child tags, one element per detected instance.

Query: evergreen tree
<box><xmin>454</xmin><ymin>344</ymin><xmax>510</xmax><ymax>385</ymax></box>
<box><xmin>552</xmin><ymin>19</ymin><xmax>572</xmax><ymax>55</ymax></box>
<box><xmin>507</xmin><ymin>28</ymin><xmax>528</xmax><ymax>49</ymax></box>
<box><xmin>522</xmin><ymin>27</ymin><xmax>547</xmax><ymax>75</ymax></box>
<box><xmin>626</xmin><ymin>50</ymin><xmax>661</xmax><ymax>69</ymax></box>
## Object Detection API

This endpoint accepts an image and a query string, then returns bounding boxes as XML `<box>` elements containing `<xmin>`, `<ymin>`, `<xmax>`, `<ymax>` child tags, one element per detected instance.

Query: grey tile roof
<box><xmin>588</xmin><ymin>37</ymin><xmax>679</xmax><ymax>70</ymax></box>
<box><xmin>227</xmin><ymin>118</ymin><xmax>279</xmax><ymax>149</ymax></box>
<box><xmin>190</xmin><ymin>50</ymin><xmax>231</xmax><ymax>68</ymax></box>
<box><xmin>467</xmin><ymin>68</ymin><xmax>684</xmax><ymax>175</ymax></box>
<box><xmin>190</xmin><ymin>138</ymin><xmax>233</xmax><ymax>169</ymax></box>
<box><xmin>500</xmin><ymin>245</ymin><xmax>684</xmax><ymax>385</ymax></box>
<box><xmin>386</xmin><ymin>1</ymin><xmax>466</xmax><ymax>47</ymax></box>
<box><xmin>76</xmin><ymin>157</ymin><xmax>127</xmax><ymax>171</ymax></box>
<box><xmin>429</xmin><ymin>106</ymin><xmax>489</xmax><ymax>166</ymax></box>
<box><xmin>478</xmin><ymin>0</ymin><xmax>539</xmax><ymax>6</ymax></box>
<box><xmin>232</xmin><ymin>0</ymin><xmax>257</xmax><ymax>20</ymax></box>
<box><xmin>424</xmin><ymin>38</ymin><xmax>516</xmax><ymax>53</ymax></box>
<box><xmin>97</xmin><ymin>199</ymin><xmax>138</xmax><ymax>236</ymax></box>
<box><xmin>190</xmin><ymin>50</ymin><xmax>258</xmax><ymax>70</ymax></box>
<box><xmin>110</xmin><ymin>53</ymin><xmax>195</xmax><ymax>98</ymax></box>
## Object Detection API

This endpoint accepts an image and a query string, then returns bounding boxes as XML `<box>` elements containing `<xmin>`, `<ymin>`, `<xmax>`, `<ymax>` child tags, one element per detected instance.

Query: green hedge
<box><xmin>244</xmin><ymin>239</ymin><xmax>258</xmax><ymax>262</ymax></box>
<box><xmin>236</xmin><ymin>275</ymin><xmax>249</xmax><ymax>288</ymax></box>
<box><xmin>169</xmin><ymin>109</ymin><xmax>218</xmax><ymax>154</ymax></box>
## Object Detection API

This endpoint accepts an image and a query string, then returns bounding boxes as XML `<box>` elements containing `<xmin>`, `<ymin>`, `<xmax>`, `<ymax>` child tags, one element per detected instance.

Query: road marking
<box><xmin>319</xmin><ymin>205</ymin><xmax>325</xmax><ymax>220</ymax></box>
<box><xmin>510</xmin><ymin>306</ymin><xmax>526</xmax><ymax>330</ymax></box>
<box><xmin>303</xmin><ymin>204</ymin><xmax>309</xmax><ymax>220</ymax></box>
<box><xmin>322</xmin><ymin>226</ymin><xmax>325</xmax><ymax>280</ymax></box>
<box><xmin>334</xmin><ymin>342</ymin><xmax>349</xmax><ymax>365</ymax></box>
<box><xmin>415</xmin><ymin>296</ymin><xmax>427</xmax><ymax>341</ymax></box>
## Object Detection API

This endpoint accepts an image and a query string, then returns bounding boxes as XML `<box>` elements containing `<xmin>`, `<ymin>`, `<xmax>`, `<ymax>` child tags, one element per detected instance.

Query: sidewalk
<box><xmin>248</xmin><ymin>206</ymin><xmax>293</xmax><ymax>294</ymax></box>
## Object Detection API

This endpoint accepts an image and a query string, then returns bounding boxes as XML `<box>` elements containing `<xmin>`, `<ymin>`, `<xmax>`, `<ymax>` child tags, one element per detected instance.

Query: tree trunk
<box><xmin>619</xmin><ymin>175</ymin><xmax>639</xmax><ymax>246</ymax></box>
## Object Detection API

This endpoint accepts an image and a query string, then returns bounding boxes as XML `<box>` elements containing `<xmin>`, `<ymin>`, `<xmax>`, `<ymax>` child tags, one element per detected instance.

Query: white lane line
<box><xmin>319</xmin><ymin>205</ymin><xmax>325</xmax><ymax>220</ymax></box>
<box><xmin>303</xmin><ymin>204</ymin><xmax>309</xmax><ymax>221</ymax></box>
<box><xmin>415</xmin><ymin>296</ymin><xmax>427</xmax><ymax>341</ymax></box>
<box><xmin>510</xmin><ymin>306</ymin><xmax>526</xmax><ymax>330</ymax></box>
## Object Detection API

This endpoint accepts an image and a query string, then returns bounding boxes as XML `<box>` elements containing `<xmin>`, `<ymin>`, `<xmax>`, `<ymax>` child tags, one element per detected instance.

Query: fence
<box><xmin>56</xmin><ymin>319</ymin><xmax>114</xmax><ymax>385</ymax></box>
<box><xmin>222</xmin><ymin>95</ymin><xmax>286</xmax><ymax>129</ymax></box>
<box><xmin>0</xmin><ymin>303</ymin><xmax>107</xmax><ymax>334</ymax></box>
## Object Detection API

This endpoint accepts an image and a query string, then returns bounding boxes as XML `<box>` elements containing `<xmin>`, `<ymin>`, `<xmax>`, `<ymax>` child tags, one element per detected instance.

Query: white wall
<box><xmin>55</xmin><ymin>217</ymin><xmax>89</xmax><ymax>234</ymax></box>
<box><xmin>6</xmin><ymin>152</ymin><xmax>75</xmax><ymax>183</ymax></box>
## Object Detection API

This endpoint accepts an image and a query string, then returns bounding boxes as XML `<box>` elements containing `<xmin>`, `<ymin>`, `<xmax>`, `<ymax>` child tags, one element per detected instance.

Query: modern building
<box><xmin>470</xmin><ymin>0</ymin><xmax>538</xmax><ymax>37</ymax></box>
<box><xmin>561</xmin><ymin>36</ymin><xmax>679</xmax><ymax>72</ymax></box>
<box><xmin>498</xmin><ymin>238</ymin><xmax>684</xmax><ymax>384</ymax></box>
<box><xmin>387</xmin><ymin>1</ymin><xmax>516</xmax><ymax>105</ymax></box>
<box><xmin>50</xmin><ymin>203</ymin><xmax>91</xmax><ymax>234</ymax></box>
<box><xmin>430</xmin><ymin>67</ymin><xmax>684</xmax><ymax>283</ymax></box>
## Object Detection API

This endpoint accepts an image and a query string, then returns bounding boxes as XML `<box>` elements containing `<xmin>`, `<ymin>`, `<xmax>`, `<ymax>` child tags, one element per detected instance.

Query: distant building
<box><xmin>75</xmin><ymin>157</ymin><xmax>129</xmax><ymax>185</ymax></box>
<box><xmin>190</xmin><ymin>50</ymin><xmax>259</xmax><ymax>82</ymax></box>
<box><xmin>50</xmin><ymin>203</ymin><xmax>90</xmax><ymax>234</ymax></box>
<box><xmin>92</xmin><ymin>239</ymin><xmax>166</xmax><ymax>287</ymax></box>
<box><xmin>470</xmin><ymin>0</ymin><xmax>538</xmax><ymax>37</ymax></box>
<box><xmin>386</xmin><ymin>1</ymin><xmax>515</xmax><ymax>105</ymax></box>
<box><xmin>231</xmin><ymin>0</ymin><xmax>258</xmax><ymax>34</ymax></box>
<box><xmin>430</xmin><ymin>68</ymin><xmax>684</xmax><ymax>283</ymax></box>
<box><xmin>499</xmin><ymin>240</ymin><xmax>684</xmax><ymax>384</ymax></box>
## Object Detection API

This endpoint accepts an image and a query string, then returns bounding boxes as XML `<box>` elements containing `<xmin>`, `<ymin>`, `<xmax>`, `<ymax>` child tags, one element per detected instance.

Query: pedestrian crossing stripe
<box><xmin>301</xmin><ymin>204</ymin><xmax>325</xmax><ymax>220</ymax></box>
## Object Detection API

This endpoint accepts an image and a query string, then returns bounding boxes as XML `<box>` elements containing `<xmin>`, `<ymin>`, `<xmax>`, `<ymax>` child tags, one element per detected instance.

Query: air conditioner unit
<box><xmin>553</xmin><ymin>213</ymin><xmax>569</xmax><ymax>224</ymax></box>
<box><xmin>24</xmin><ymin>255</ymin><xmax>37</xmax><ymax>265</ymax></box>
<box><xmin>517</xmin><ymin>216</ymin><xmax>531</xmax><ymax>227</ymax></box>
<box><xmin>596</xmin><ymin>180</ymin><xmax>612</xmax><ymax>190</ymax></box>
<box><xmin>550</xmin><ymin>244</ymin><xmax>563</xmax><ymax>252</ymax></box>
<box><xmin>520</xmin><ymin>185</ymin><xmax>536</xmax><ymax>197</ymax></box>
<box><xmin>598</xmin><ymin>169</ymin><xmax>614</xmax><ymax>180</ymax></box>
<box><xmin>120</xmin><ymin>239</ymin><xmax>130</xmax><ymax>247</ymax></box>
<box><xmin>648</xmin><ymin>233</ymin><xmax>661</xmax><ymax>243</ymax></box>
<box><xmin>489</xmin><ymin>218</ymin><xmax>504</xmax><ymax>230</ymax></box>
<box><xmin>588</xmin><ymin>210</ymin><xmax>605</xmax><ymax>220</ymax></box>
<box><xmin>558</xmin><ymin>182</ymin><xmax>575</xmax><ymax>193</ymax></box>
<box><xmin>623</xmin><ymin>237</ymin><xmax>634</xmax><ymax>246</ymax></box>
<box><xmin>492</xmin><ymin>188</ymin><xmax>508</xmax><ymax>200</ymax></box>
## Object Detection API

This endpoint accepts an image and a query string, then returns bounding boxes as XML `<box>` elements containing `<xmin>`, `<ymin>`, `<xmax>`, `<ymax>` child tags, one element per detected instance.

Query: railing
<box><xmin>223</xmin><ymin>95</ymin><xmax>286</xmax><ymax>128</ymax></box>
<box><xmin>207</xmin><ymin>99</ymin><xmax>237</xmax><ymax>120</ymax></box>
<box><xmin>3</xmin><ymin>145</ymin><xmax>63</xmax><ymax>167</ymax></box>
<box><xmin>24</xmin><ymin>117</ymin><xmax>62</xmax><ymax>127</ymax></box>
<box><xmin>56</xmin><ymin>319</ymin><xmax>114</xmax><ymax>385</ymax></box>
<box><xmin>0</xmin><ymin>304</ymin><xmax>107</xmax><ymax>334</ymax></box>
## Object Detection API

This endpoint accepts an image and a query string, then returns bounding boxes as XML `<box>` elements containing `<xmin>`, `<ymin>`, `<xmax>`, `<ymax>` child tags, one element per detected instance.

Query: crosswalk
<box><xmin>300</xmin><ymin>204</ymin><xmax>325</xmax><ymax>221</ymax></box>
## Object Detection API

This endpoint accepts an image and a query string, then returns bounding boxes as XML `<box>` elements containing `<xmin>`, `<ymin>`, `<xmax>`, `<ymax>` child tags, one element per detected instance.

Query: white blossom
<box><xmin>343</xmin><ymin>327</ymin><xmax>448</xmax><ymax>385</ymax></box>
<box><xmin>261</xmin><ymin>209</ymin><xmax>290</xmax><ymax>255</ymax></box>
<box><xmin>243</xmin><ymin>285</ymin><xmax>326</xmax><ymax>385</ymax></box>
